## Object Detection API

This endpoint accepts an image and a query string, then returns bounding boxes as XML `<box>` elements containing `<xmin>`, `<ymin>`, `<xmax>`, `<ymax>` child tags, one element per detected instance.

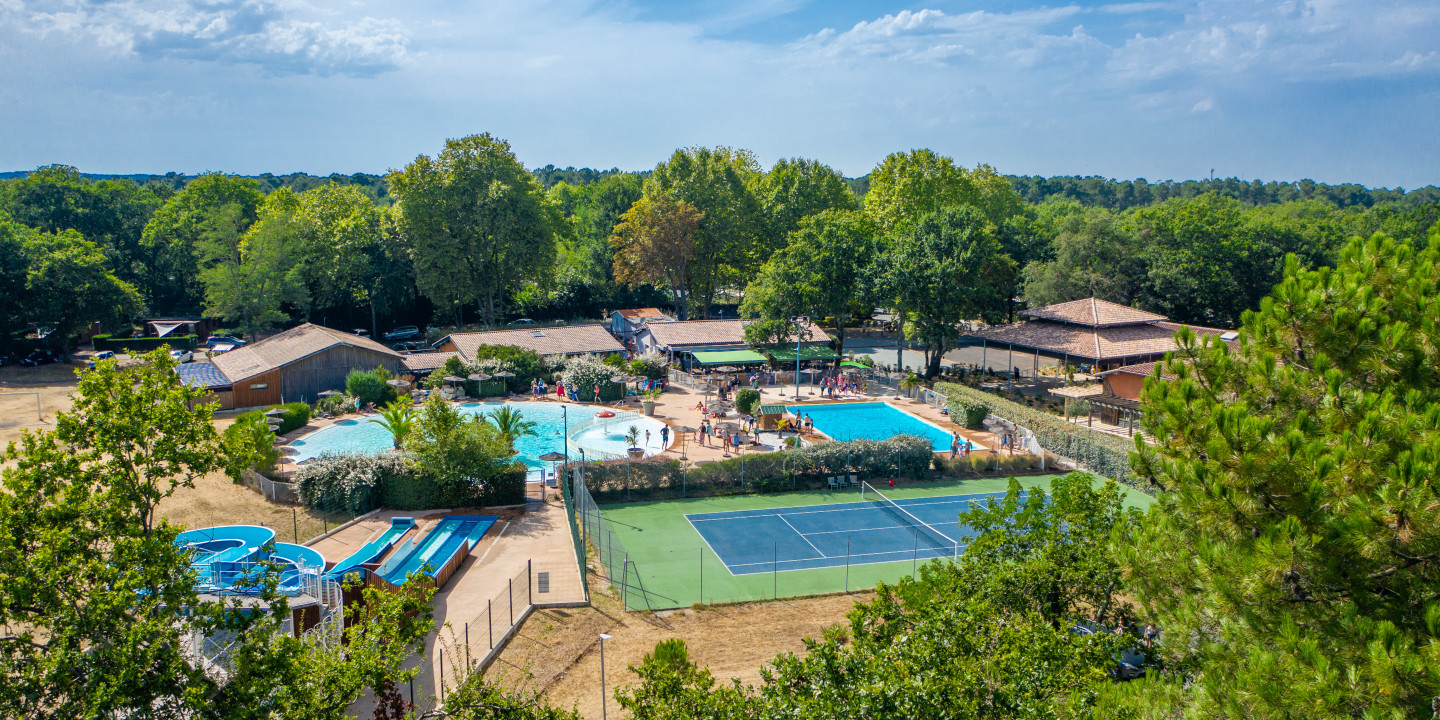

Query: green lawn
<box><xmin>588</xmin><ymin>473</ymin><xmax>1152</xmax><ymax>610</ymax></box>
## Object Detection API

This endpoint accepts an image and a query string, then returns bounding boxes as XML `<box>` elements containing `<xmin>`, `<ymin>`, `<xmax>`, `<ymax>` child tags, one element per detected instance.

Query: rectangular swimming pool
<box><xmin>788</xmin><ymin>402</ymin><xmax>973</xmax><ymax>452</ymax></box>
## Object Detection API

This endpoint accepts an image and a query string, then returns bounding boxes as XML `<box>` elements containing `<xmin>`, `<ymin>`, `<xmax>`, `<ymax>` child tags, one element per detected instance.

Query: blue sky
<box><xmin>1</xmin><ymin>0</ymin><xmax>1436</xmax><ymax>187</ymax></box>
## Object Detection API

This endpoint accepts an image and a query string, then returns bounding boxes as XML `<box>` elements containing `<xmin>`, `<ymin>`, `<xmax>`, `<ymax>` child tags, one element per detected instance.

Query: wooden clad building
<box><xmin>206</xmin><ymin>324</ymin><xmax>403</xmax><ymax>408</ymax></box>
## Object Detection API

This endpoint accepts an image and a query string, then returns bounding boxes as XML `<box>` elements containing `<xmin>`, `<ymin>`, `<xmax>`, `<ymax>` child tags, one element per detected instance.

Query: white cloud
<box><xmin>3</xmin><ymin>0</ymin><xmax>410</xmax><ymax>76</ymax></box>
<box><xmin>1191</xmin><ymin>97</ymin><xmax>1214</xmax><ymax>112</ymax></box>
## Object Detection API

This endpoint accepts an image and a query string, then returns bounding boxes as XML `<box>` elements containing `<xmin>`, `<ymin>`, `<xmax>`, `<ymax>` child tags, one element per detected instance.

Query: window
<box><xmin>530</xmin><ymin>330</ymin><xmax>546</xmax><ymax>338</ymax></box>
<box><xmin>250</xmin><ymin>383</ymin><xmax>269</xmax><ymax>390</ymax></box>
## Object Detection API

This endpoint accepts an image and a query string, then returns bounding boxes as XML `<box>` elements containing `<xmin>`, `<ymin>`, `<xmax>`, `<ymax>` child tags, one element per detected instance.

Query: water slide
<box><xmin>175</xmin><ymin>525</ymin><xmax>327</xmax><ymax>595</ymax></box>
<box><xmin>377</xmin><ymin>515</ymin><xmax>497</xmax><ymax>586</ymax></box>
<box><xmin>324</xmin><ymin>517</ymin><xmax>417</xmax><ymax>582</ymax></box>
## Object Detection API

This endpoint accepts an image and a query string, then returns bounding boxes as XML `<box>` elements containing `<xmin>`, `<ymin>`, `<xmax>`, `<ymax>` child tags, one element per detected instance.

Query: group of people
<box><xmin>530</xmin><ymin>378</ymin><xmax>604</xmax><ymax>402</ymax></box>
<box><xmin>949</xmin><ymin>431</ymin><xmax>977</xmax><ymax>457</ymax></box>
<box><xmin>820</xmin><ymin>374</ymin><xmax>865</xmax><ymax>398</ymax></box>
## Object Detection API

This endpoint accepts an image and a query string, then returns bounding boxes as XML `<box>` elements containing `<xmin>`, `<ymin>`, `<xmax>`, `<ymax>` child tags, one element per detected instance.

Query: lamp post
<box><xmin>791</xmin><ymin>316</ymin><xmax>808</xmax><ymax>401</ymax></box>
<box><xmin>598</xmin><ymin>633</ymin><xmax>612</xmax><ymax>720</ymax></box>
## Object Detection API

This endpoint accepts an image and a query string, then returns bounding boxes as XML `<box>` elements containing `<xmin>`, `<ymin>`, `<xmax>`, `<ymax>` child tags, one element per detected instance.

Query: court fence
<box><xmin>571</xmin><ymin>461</ymin><xmax>1002</xmax><ymax>611</ymax></box>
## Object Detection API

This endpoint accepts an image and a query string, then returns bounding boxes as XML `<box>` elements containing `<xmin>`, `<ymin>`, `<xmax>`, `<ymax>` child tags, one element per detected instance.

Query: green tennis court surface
<box><xmin>587</xmin><ymin>474</ymin><xmax>1152</xmax><ymax>610</ymax></box>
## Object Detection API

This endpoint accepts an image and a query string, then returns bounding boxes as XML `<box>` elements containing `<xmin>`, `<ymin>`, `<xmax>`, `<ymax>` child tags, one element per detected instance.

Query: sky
<box><xmin>1</xmin><ymin>0</ymin><xmax>1437</xmax><ymax>187</ymax></box>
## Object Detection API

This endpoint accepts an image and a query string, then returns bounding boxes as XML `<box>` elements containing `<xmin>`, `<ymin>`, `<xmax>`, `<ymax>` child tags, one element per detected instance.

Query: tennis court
<box><xmin>688</xmin><ymin>484</ymin><xmax>1024</xmax><ymax>575</ymax></box>
<box><xmin>575</xmin><ymin>475</ymin><xmax>1154</xmax><ymax>610</ymax></box>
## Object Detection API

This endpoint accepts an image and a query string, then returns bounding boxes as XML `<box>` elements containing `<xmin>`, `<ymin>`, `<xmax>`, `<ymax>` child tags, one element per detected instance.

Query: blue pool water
<box><xmin>289</xmin><ymin>401</ymin><xmax>670</xmax><ymax>466</ymax></box>
<box><xmin>789</xmin><ymin>402</ymin><xmax>960</xmax><ymax>451</ymax></box>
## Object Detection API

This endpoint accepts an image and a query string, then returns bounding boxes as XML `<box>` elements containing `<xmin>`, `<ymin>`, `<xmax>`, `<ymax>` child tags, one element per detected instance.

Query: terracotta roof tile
<box><xmin>1019</xmin><ymin>297</ymin><xmax>1167</xmax><ymax>327</ymax></box>
<box><xmin>616</xmin><ymin>308</ymin><xmax>667</xmax><ymax>320</ymax></box>
<box><xmin>401</xmin><ymin>351</ymin><xmax>459</xmax><ymax>371</ymax></box>
<box><xmin>443</xmin><ymin>325</ymin><xmax>623</xmax><ymax>360</ymax></box>
<box><xmin>211</xmin><ymin>324</ymin><xmax>400</xmax><ymax>382</ymax></box>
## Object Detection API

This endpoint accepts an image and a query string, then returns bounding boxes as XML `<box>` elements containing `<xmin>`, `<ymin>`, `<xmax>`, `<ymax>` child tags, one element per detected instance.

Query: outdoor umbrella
<box><xmin>675</xmin><ymin>425</ymin><xmax>697</xmax><ymax>458</ymax></box>
<box><xmin>468</xmin><ymin>373</ymin><xmax>491</xmax><ymax>381</ymax></box>
<box><xmin>317</xmin><ymin>390</ymin><xmax>342</xmax><ymax>397</ymax></box>
<box><xmin>492</xmin><ymin>371</ymin><xmax>515</xmax><ymax>378</ymax></box>
<box><xmin>443</xmin><ymin>376</ymin><xmax>465</xmax><ymax>383</ymax></box>
<box><xmin>263</xmin><ymin>407</ymin><xmax>286</xmax><ymax>416</ymax></box>
<box><xmin>609</xmin><ymin>375</ymin><xmax>632</xmax><ymax>385</ymax></box>
<box><xmin>715</xmin><ymin>366</ymin><xmax>739</xmax><ymax>373</ymax></box>
<box><xmin>386</xmin><ymin>378</ymin><xmax>410</xmax><ymax>387</ymax></box>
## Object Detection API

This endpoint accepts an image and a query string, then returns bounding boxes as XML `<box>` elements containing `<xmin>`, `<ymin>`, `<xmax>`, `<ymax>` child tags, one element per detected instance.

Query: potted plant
<box><xmin>625</xmin><ymin>425</ymin><xmax>645</xmax><ymax>459</ymax></box>
<box><xmin>640</xmin><ymin>387</ymin><xmax>663</xmax><ymax>416</ymax></box>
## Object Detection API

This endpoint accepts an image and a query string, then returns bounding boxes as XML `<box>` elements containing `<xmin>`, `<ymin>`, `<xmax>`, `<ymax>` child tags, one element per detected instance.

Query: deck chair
<box><xmin>847</xmin><ymin>473</ymin><xmax>859</xmax><ymax>488</ymax></box>
<box><xmin>827</xmin><ymin>477</ymin><xmax>839</xmax><ymax>490</ymax></box>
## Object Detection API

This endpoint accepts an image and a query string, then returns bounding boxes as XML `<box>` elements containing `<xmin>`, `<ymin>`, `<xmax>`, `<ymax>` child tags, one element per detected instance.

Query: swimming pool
<box><xmin>788</xmin><ymin>402</ymin><xmax>969</xmax><ymax>452</ymax></box>
<box><xmin>288</xmin><ymin>401</ymin><xmax>672</xmax><ymax>466</ymax></box>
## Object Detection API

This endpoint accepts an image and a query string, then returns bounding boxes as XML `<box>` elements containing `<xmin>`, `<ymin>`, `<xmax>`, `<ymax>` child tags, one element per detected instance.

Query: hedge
<box><xmin>583</xmin><ymin>435</ymin><xmax>941</xmax><ymax>503</ymax></box>
<box><xmin>233</xmin><ymin>402</ymin><xmax>311</xmax><ymax>435</ymax></box>
<box><xmin>295</xmin><ymin>452</ymin><xmax>527</xmax><ymax>512</ymax></box>
<box><xmin>93</xmin><ymin>334</ymin><xmax>198</xmax><ymax>352</ymax></box>
<box><xmin>933</xmin><ymin>382</ymin><xmax>1155</xmax><ymax>494</ymax></box>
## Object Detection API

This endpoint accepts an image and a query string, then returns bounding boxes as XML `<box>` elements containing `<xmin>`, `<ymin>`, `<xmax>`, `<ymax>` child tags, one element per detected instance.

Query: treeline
<box><xmin>2</xmin><ymin>143</ymin><xmax>1437</xmax><ymax>362</ymax></box>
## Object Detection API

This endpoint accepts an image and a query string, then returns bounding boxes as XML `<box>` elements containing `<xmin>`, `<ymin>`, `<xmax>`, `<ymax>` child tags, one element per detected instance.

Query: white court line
<box><xmin>686</xmin><ymin>495</ymin><xmax>1000</xmax><ymax>523</ymax></box>
<box><xmin>779</xmin><ymin>514</ymin><xmax>828</xmax><ymax>558</ymax></box>
<box><xmin>726</xmin><ymin>543</ymin><xmax>960</xmax><ymax>571</ymax></box>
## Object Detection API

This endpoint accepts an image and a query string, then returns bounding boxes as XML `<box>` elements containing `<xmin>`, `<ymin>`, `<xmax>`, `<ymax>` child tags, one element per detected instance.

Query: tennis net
<box><xmin>861</xmin><ymin>481</ymin><xmax>959</xmax><ymax>558</ymax></box>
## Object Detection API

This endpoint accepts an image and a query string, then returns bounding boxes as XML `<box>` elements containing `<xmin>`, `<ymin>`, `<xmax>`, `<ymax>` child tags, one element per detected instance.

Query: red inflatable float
<box><xmin>595</xmin><ymin>410</ymin><xmax>616</xmax><ymax>418</ymax></box>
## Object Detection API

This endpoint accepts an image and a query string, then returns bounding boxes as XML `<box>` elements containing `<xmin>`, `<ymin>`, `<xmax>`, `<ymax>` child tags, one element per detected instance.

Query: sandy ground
<box><xmin>485</xmin><ymin>583</ymin><xmax>870</xmax><ymax>719</ymax></box>
<box><xmin>0</xmin><ymin>363</ymin><xmax>80</xmax><ymax>447</ymax></box>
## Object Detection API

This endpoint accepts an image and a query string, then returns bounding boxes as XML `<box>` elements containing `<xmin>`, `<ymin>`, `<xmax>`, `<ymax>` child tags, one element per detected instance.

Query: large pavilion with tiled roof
<box><xmin>963</xmin><ymin>297</ymin><xmax>1235</xmax><ymax>373</ymax></box>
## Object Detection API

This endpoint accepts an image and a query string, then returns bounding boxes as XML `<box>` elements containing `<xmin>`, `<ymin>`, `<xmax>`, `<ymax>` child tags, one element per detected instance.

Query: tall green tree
<box><xmin>0</xmin><ymin>212</ymin><xmax>34</xmax><ymax>336</ymax></box>
<box><xmin>1118</xmin><ymin>231</ymin><xmax>1440</xmax><ymax>717</ymax></box>
<box><xmin>140</xmin><ymin>174</ymin><xmax>265</xmax><ymax>315</ymax></box>
<box><xmin>610</xmin><ymin>194</ymin><xmax>703</xmax><ymax>319</ymax></box>
<box><xmin>388</xmin><ymin>133</ymin><xmax>558</xmax><ymax>327</ymax></box>
<box><xmin>1022</xmin><ymin>208</ymin><xmax>1146</xmax><ymax>307</ymax></box>
<box><xmin>750</xmin><ymin>157</ymin><xmax>857</xmax><ymax>247</ymax></box>
<box><xmin>21</xmin><ymin>229</ymin><xmax>143</xmax><ymax>350</ymax></box>
<box><xmin>0</xmin><ymin>350</ymin><xmax>433</xmax><ymax>719</ymax></box>
<box><xmin>873</xmin><ymin>207</ymin><xmax>1015</xmax><ymax>378</ymax></box>
<box><xmin>292</xmin><ymin>183</ymin><xmax>408</xmax><ymax>335</ymax></box>
<box><xmin>740</xmin><ymin>209</ymin><xmax>875</xmax><ymax>366</ymax></box>
<box><xmin>645</xmin><ymin>146</ymin><xmax>763</xmax><ymax>318</ymax></box>
<box><xmin>198</xmin><ymin>194</ymin><xmax>308</xmax><ymax>341</ymax></box>
<box><xmin>548</xmin><ymin>173</ymin><xmax>645</xmax><ymax>285</ymax></box>
<box><xmin>862</xmin><ymin>150</ymin><xmax>1025</xmax><ymax>234</ymax></box>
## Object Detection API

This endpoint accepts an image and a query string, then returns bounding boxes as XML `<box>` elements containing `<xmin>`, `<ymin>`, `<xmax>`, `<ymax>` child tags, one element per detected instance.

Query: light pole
<box><xmin>791</xmin><ymin>316</ymin><xmax>808</xmax><ymax>401</ymax></box>
<box><xmin>598</xmin><ymin>633</ymin><xmax>612</xmax><ymax>720</ymax></box>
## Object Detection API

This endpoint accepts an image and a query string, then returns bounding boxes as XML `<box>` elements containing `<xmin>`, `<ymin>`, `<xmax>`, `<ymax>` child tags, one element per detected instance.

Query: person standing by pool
<box><xmin>593</xmin><ymin>384</ymin><xmax>601</xmax><ymax>403</ymax></box>
<box><xmin>660</xmin><ymin>425</ymin><xmax>669</xmax><ymax>448</ymax></box>
<box><xmin>645</xmin><ymin>429</ymin><xmax>652</xmax><ymax>447</ymax></box>
<box><xmin>951</xmin><ymin>432</ymin><xmax>961</xmax><ymax>458</ymax></box>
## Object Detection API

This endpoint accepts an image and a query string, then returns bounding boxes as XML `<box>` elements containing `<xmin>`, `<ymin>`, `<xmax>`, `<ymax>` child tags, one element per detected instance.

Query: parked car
<box><xmin>204</xmin><ymin>335</ymin><xmax>247</xmax><ymax>348</ymax></box>
<box><xmin>391</xmin><ymin>341</ymin><xmax>426</xmax><ymax>352</ymax></box>
<box><xmin>88</xmin><ymin>350</ymin><xmax>116</xmax><ymax>370</ymax></box>
<box><xmin>21</xmin><ymin>349</ymin><xmax>59</xmax><ymax>367</ymax></box>
<box><xmin>353</xmin><ymin>328</ymin><xmax>371</xmax><ymax>338</ymax></box>
<box><xmin>506</xmin><ymin>318</ymin><xmax>536</xmax><ymax>326</ymax></box>
<box><xmin>169</xmin><ymin>349</ymin><xmax>193</xmax><ymax>363</ymax></box>
<box><xmin>384</xmin><ymin>325</ymin><xmax>420</xmax><ymax>340</ymax></box>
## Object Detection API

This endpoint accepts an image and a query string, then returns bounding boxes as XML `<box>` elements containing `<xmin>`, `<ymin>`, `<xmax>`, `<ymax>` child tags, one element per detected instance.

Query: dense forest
<box><xmin>2</xmin><ymin>141</ymin><xmax>1437</xmax><ymax>369</ymax></box>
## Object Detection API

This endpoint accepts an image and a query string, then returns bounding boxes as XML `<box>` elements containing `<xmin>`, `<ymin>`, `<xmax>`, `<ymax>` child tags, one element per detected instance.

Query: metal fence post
<box><xmin>912</xmin><ymin>529</ymin><xmax>919</xmax><ymax>577</ymax></box>
<box><xmin>845</xmin><ymin>537</ymin><xmax>851</xmax><ymax>592</ymax></box>
<box><xmin>508</xmin><ymin>577</ymin><xmax>514</xmax><ymax>626</ymax></box>
<box><xmin>465</xmin><ymin>623</ymin><xmax>470</xmax><ymax>669</ymax></box>
<box><xmin>773</xmin><ymin>542</ymin><xmax>778</xmax><ymax>599</ymax></box>
<box><xmin>699</xmin><ymin>545</ymin><xmax>703</xmax><ymax>604</ymax></box>
<box><xmin>488</xmin><ymin>599</ymin><xmax>493</xmax><ymax>648</ymax></box>
<box><xmin>620</xmin><ymin>554</ymin><xmax>629</xmax><ymax>610</ymax></box>
<box><xmin>527</xmin><ymin>559</ymin><xmax>532</xmax><ymax>599</ymax></box>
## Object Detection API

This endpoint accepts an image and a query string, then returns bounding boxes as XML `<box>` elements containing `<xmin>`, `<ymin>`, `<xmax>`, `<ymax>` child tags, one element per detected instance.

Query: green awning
<box><xmin>758</xmin><ymin>404</ymin><xmax>788</xmax><ymax>416</ymax></box>
<box><xmin>690</xmin><ymin>349</ymin><xmax>768</xmax><ymax>365</ymax></box>
<box><xmin>768</xmin><ymin>346</ymin><xmax>840</xmax><ymax>362</ymax></box>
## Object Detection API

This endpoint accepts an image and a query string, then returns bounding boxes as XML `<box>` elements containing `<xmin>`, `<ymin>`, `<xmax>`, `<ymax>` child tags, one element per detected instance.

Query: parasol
<box><xmin>317</xmin><ymin>390</ymin><xmax>342</xmax><ymax>397</ymax></box>
<box><xmin>263</xmin><ymin>407</ymin><xmax>286</xmax><ymax>416</ymax></box>
<box><xmin>468</xmin><ymin>373</ymin><xmax>491</xmax><ymax>381</ymax></box>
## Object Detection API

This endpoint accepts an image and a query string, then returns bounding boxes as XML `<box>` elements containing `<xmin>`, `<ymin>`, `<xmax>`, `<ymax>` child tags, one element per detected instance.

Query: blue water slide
<box><xmin>378</xmin><ymin>515</ymin><xmax>497</xmax><ymax>585</ymax></box>
<box><xmin>324</xmin><ymin>517</ymin><xmax>417</xmax><ymax>582</ymax></box>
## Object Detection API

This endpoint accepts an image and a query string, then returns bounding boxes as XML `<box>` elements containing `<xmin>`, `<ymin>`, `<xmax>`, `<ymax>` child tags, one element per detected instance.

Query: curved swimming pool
<box><xmin>288</xmin><ymin>401</ymin><xmax>672</xmax><ymax>466</ymax></box>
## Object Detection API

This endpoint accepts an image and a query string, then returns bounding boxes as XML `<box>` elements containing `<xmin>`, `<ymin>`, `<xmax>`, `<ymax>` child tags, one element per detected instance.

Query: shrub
<box><xmin>233</xmin><ymin>402</ymin><xmax>311</xmax><ymax>435</ymax></box>
<box><xmin>346</xmin><ymin>367</ymin><xmax>397</xmax><ymax>406</ymax></box>
<box><xmin>936</xmin><ymin>382</ymin><xmax>1150</xmax><ymax>493</ymax></box>
<box><xmin>295</xmin><ymin>453</ymin><xmax>409</xmax><ymax>513</ymax></box>
<box><xmin>628</xmin><ymin>350</ymin><xmax>670</xmax><ymax>380</ymax></box>
<box><xmin>222</xmin><ymin>415</ymin><xmax>284</xmax><ymax>479</ymax></box>
<box><xmin>734</xmin><ymin>388</ymin><xmax>761</xmax><ymax>416</ymax></box>
<box><xmin>315</xmin><ymin>393</ymin><xmax>355</xmax><ymax>416</ymax></box>
<box><xmin>957</xmin><ymin>399</ymin><xmax>990</xmax><ymax>429</ymax></box>
<box><xmin>560</xmin><ymin>355</ymin><xmax>623</xmax><ymax>402</ymax></box>
<box><xmin>94</xmin><ymin>335</ymin><xmax>197</xmax><ymax>353</ymax></box>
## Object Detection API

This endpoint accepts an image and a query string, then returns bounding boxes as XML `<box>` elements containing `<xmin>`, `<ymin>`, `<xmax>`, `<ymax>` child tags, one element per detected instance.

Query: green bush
<box><xmin>628</xmin><ymin>350</ymin><xmax>671</xmax><ymax>380</ymax></box>
<box><xmin>734</xmin><ymin>388</ymin><xmax>761</xmax><ymax>415</ymax></box>
<box><xmin>958</xmin><ymin>399</ymin><xmax>990</xmax><ymax>429</ymax></box>
<box><xmin>222</xmin><ymin>415</ymin><xmax>284</xmax><ymax>479</ymax></box>
<box><xmin>233</xmin><ymin>402</ymin><xmax>311</xmax><ymax>435</ymax></box>
<box><xmin>581</xmin><ymin>434</ymin><xmax>937</xmax><ymax>503</ymax></box>
<box><xmin>294</xmin><ymin>450</ymin><xmax>527</xmax><ymax>513</ymax></box>
<box><xmin>560</xmin><ymin>355</ymin><xmax>623</xmax><ymax>402</ymax></box>
<box><xmin>346</xmin><ymin>367</ymin><xmax>397</xmax><ymax>406</ymax></box>
<box><xmin>314</xmin><ymin>393</ymin><xmax>354</xmax><ymax>416</ymax></box>
<box><xmin>935</xmin><ymin>382</ymin><xmax>1151</xmax><ymax>493</ymax></box>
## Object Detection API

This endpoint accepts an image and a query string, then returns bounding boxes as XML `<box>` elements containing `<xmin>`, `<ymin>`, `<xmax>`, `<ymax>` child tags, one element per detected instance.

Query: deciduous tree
<box><xmin>611</xmin><ymin>194</ymin><xmax>703</xmax><ymax>320</ymax></box>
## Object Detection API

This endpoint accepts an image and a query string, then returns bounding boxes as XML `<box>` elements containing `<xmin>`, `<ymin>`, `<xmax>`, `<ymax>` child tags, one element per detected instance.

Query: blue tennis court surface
<box><xmin>687</xmin><ymin>489</ymin><xmax>1027</xmax><ymax>575</ymax></box>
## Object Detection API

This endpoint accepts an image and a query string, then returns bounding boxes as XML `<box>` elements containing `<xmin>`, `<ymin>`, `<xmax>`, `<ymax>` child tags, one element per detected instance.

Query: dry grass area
<box><xmin>1</xmin><ymin>366</ymin><xmax>346</xmax><ymax>539</ymax></box>
<box><xmin>484</xmin><ymin>581</ymin><xmax>871</xmax><ymax>719</ymax></box>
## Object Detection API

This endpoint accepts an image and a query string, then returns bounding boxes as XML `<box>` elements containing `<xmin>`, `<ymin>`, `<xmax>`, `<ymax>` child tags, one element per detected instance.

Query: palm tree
<box><xmin>487</xmin><ymin>406</ymin><xmax>539</xmax><ymax>450</ymax></box>
<box><xmin>369</xmin><ymin>398</ymin><xmax>416</xmax><ymax>449</ymax></box>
